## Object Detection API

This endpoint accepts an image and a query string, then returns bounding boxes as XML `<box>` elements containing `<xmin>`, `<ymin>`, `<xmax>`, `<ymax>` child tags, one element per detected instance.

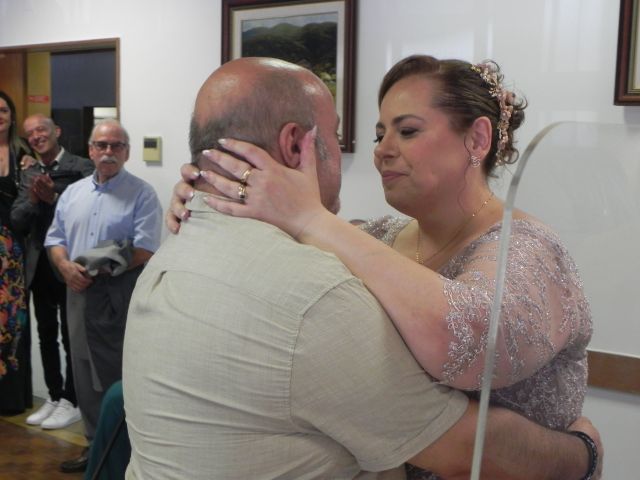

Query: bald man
<box><xmin>12</xmin><ymin>114</ymin><xmax>94</xmax><ymax>431</ymax></box>
<box><xmin>123</xmin><ymin>58</ymin><xmax>601</xmax><ymax>480</ymax></box>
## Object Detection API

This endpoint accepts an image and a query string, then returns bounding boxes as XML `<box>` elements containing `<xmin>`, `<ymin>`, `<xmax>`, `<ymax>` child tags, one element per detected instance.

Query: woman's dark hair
<box><xmin>0</xmin><ymin>90</ymin><xmax>25</xmax><ymax>155</ymax></box>
<box><xmin>378</xmin><ymin>55</ymin><xmax>527</xmax><ymax>175</ymax></box>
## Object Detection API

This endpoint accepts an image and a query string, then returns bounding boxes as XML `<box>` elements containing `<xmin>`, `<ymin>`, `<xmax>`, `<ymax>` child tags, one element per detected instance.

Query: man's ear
<box><xmin>278</xmin><ymin>122</ymin><xmax>306</xmax><ymax>168</ymax></box>
<box><xmin>467</xmin><ymin>116</ymin><xmax>492</xmax><ymax>159</ymax></box>
<box><xmin>54</xmin><ymin>125</ymin><xmax>62</xmax><ymax>140</ymax></box>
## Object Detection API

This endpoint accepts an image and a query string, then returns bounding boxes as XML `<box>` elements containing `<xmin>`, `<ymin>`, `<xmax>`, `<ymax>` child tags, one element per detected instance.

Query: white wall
<box><xmin>2</xmin><ymin>0</ymin><xmax>638</xmax><ymax>477</ymax></box>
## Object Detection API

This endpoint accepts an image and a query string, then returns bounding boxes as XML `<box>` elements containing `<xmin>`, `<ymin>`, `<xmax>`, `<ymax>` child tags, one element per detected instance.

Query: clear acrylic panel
<box><xmin>471</xmin><ymin>121</ymin><xmax>640</xmax><ymax>478</ymax></box>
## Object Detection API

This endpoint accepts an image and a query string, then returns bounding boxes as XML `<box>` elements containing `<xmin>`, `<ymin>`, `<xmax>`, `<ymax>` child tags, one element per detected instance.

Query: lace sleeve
<box><xmin>360</xmin><ymin>215</ymin><xmax>410</xmax><ymax>245</ymax></box>
<box><xmin>439</xmin><ymin>221</ymin><xmax>592</xmax><ymax>389</ymax></box>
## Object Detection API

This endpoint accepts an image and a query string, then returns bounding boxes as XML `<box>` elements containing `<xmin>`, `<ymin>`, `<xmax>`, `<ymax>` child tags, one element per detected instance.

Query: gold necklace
<box><xmin>415</xmin><ymin>192</ymin><xmax>495</xmax><ymax>265</ymax></box>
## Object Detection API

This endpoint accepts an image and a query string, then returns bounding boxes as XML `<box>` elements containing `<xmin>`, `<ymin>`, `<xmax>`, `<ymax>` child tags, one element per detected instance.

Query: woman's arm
<box><xmin>176</xmin><ymin>136</ymin><xmax>457</xmax><ymax>384</ymax></box>
<box><xmin>173</xmin><ymin>133</ymin><xmax>582</xmax><ymax>389</ymax></box>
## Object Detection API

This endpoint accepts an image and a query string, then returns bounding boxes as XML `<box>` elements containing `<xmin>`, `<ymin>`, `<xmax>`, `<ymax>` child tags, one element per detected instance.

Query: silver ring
<box><xmin>240</xmin><ymin>168</ymin><xmax>252</xmax><ymax>185</ymax></box>
<box><xmin>238</xmin><ymin>184</ymin><xmax>247</xmax><ymax>200</ymax></box>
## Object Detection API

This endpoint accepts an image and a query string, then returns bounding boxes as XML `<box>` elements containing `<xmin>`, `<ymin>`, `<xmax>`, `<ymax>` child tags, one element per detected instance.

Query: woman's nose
<box><xmin>374</xmin><ymin>135</ymin><xmax>396</xmax><ymax>160</ymax></box>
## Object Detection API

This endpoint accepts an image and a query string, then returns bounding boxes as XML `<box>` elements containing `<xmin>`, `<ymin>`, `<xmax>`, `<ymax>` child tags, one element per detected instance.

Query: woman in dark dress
<box><xmin>0</xmin><ymin>90</ymin><xmax>34</xmax><ymax>414</ymax></box>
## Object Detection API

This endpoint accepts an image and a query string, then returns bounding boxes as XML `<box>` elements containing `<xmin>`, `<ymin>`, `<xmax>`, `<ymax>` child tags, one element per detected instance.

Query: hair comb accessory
<box><xmin>470</xmin><ymin>63</ymin><xmax>514</xmax><ymax>165</ymax></box>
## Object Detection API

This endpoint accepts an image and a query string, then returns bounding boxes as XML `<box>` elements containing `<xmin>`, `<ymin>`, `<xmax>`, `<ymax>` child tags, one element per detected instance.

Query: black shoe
<box><xmin>60</xmin><ymin>447</ymin><xmax>89</xmax><ymax>473</ymax></box>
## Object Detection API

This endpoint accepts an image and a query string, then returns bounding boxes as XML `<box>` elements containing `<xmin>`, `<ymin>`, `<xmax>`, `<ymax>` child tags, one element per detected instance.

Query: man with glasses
<box><xmin>12</xmin><ymin>114</ymin><xmax>93</xmax><ymax>431</ymax></box>
<box><xmin>45</xmin><ymin>119</ymin><xmax>162</xmax><ymax>474</ymax></box>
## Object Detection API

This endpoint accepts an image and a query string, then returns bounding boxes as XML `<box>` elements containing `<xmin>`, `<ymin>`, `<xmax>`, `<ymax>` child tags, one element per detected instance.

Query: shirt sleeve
<box><xmin>290</xmin><ymin>277</ymin><xmax>468</xmax><ymax>472</ymax></box>
<box><xmin>131</xmin><ymin>184</ymin><xmax>163</xmax><ymax>252</ymax></box>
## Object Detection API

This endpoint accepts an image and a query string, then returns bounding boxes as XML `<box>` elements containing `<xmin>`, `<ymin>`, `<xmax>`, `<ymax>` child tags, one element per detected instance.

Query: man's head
<box><xmin>23</xmin><ymin>114</ymin><xmax>61</xmax><ymax>163</ymax></box>
<box><xmin>190</xmin><ymin>57</ymin><xmax>342</xmax><ymax>213</ymax></box>
<box><xmin>88</xmin><ymin>119</ymin><xmax>130</xmax><ymax>184</ymax></box>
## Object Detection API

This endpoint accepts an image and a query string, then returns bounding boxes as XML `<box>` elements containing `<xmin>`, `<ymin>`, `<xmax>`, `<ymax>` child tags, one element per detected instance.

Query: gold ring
<box><xmin>240</xmin><ymin>168</ymin><xmax>252</xmax><ymax>184</ymax></box>
<box><xmin>238</xmin><ymin>184</ymin><xmax>247</xmax><ymax>200</ymax></box>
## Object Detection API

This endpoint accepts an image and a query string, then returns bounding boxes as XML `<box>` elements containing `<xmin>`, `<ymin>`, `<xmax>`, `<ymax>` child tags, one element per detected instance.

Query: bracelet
<box><xmin>569</xmin><ymin>431</ymin><xmax>598</xmax><ymax>480</ymax></box>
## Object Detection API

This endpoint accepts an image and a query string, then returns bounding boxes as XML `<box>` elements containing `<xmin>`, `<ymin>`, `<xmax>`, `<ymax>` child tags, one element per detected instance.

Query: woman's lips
<box><xmin>380</xmin><ymin>170</ymin><xmax>405</xmax><ymax>184</ymax></box>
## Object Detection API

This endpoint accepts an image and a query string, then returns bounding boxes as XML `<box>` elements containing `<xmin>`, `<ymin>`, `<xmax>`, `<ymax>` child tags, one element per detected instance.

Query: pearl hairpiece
<box><xmin>470</xmin><ymin>63</ymin><xmax>514</xmax><ymax>165</ymax></box>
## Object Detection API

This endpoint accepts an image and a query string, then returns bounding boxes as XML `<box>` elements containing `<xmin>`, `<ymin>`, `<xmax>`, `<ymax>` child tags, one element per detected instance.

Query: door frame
<box><xmin>0</xmin><ymin>38</ymin><xmax>120</xmax><ymax>133</ymax></box>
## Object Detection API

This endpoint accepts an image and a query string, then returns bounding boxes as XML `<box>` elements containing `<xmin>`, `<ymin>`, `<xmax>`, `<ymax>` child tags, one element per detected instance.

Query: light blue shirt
<box><xmin>45</xmin><ymin>168</ymin><xmax>162</xmax><ymax>261</ymax></box>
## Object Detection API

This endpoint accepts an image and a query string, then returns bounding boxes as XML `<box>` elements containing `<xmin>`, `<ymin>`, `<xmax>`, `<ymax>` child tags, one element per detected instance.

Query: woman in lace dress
<box><xmin>173</xmin><ymin>55</ymin><xmax>592</xmax><ymax>478</ymax></box>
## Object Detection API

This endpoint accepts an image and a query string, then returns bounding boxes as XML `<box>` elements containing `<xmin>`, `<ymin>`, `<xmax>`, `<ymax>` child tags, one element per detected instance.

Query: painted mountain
<box><xmin>241</xmin><ymin>20</ymin><xmax>338</xmax><ymax>97</ymax></box>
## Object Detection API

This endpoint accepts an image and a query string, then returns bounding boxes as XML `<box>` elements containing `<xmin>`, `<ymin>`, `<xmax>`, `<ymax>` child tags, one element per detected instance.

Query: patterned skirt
<box><xmin>0</xmin><ymin>224</ymin><xmax>27</xmax><ymax>378</ymax></box>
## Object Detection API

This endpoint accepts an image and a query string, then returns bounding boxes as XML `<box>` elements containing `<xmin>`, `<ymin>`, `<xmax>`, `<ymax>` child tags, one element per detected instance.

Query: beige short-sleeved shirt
<box><xmin>123</xmin><ymin>194</ymin><xmax>467</xmax><ymax>479</ymax></box>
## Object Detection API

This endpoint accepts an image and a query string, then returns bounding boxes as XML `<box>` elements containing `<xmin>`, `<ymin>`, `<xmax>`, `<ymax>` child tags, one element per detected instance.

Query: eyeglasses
<box><xmin>91</xmin><ymin>141</ymin><xmax>128</xmax><ymax>152</ymax></box>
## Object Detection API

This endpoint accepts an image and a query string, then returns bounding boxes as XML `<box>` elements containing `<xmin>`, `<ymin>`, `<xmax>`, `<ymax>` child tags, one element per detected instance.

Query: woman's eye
<box><xmin>400</xmin><ymin>128</ymin><xmax>417</xmax><ymax>137</ymax></box>
<box><xmin>373</xmin><ymin>134</ymin><xmax>384</xmax><ymax>144</ymax></box>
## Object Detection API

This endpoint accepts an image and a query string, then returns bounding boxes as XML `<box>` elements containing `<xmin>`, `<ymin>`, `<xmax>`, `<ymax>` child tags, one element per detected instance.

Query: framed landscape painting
<box><xmin>615</xmin><ymin>0</ymin><xmax>640</xmax><ymax>104</ymax></box>
<box><xmin>222</xmin><ymin>0</ymin><xmax>357</xmax><ymax>152</ymax></box>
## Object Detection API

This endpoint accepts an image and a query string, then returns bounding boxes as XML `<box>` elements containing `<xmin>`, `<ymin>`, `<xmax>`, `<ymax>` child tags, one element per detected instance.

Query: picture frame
<box><xmin>615</xmin><ymin>0</ymin><xmax>640</xmax><ymax>104</ymax></box>
<box><xmin>222</xmin><ymin>0</ymin><xmax>357</xmax><ymax>152</ymax></box>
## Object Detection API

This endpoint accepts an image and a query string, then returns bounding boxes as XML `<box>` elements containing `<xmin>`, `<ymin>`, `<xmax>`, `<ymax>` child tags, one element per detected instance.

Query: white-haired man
<box><xmin>46</xmin><ymin>119</ymin><xmax>162</xmax><ymax>473</ymax></box>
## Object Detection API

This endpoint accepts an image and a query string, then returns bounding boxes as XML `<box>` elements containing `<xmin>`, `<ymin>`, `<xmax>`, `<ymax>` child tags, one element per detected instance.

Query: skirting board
<box><xmin>587</xmin><ymin>350</ymin><xmax>640</xmax><ymax>395</ymax></box>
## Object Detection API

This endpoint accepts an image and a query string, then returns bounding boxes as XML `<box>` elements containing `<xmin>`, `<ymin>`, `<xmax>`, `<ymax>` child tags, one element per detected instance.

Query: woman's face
<box><xmin>0</xmin><ymin>98</ymin><xmax>12</xmax><ymax>137</ymax></box>
<box><xmin>373</xmin><ymin>75</ymin><xmax>470</xmax><ymax>216</ymax></box>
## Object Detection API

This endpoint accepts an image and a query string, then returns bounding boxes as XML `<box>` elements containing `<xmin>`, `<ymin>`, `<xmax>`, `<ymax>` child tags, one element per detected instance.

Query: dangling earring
<box><xmin>470</xmin><ymin>155</ymin><xmax>481</xmax><ymax>168</ymax></box>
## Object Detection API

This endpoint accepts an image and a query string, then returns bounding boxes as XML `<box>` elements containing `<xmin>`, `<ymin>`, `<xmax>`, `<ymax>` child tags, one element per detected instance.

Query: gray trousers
<box><xmin>66</xmin><ymin>289</ymin><xmax>103</xmax><ymax>441</ymax></box>
<box><xmin>65</xmin><ymin>266</ymin><xmax>142</xmax><ymax>442</ymax></box>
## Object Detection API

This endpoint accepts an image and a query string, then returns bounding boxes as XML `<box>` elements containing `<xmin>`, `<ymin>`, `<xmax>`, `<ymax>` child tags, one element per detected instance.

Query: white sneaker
<box><xmin>41</xmin><ymin>398</ymin><xmax>82</xmax><ymax>429</ymax></box>
<box><xmin>26</xmin><ymin>398</ymin><xmax>58</xmax><ymax>425</ymax></box>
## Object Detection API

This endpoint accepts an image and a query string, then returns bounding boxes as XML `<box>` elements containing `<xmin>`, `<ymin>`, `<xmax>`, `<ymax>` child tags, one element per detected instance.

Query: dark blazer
<box><xmin>11</xmin><ymin>150</ymin><xmax>94</xmax><ymax>286</ymax></box>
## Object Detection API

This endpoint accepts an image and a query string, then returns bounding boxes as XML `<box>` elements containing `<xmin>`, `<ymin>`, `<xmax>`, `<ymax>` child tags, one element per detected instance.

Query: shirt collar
<box><xmin>38</xmin><ymin>146</ymin><xmax>65</xmax><ymax>170</ymax></box>
<box><xmin>92</xmin><ymin>167</ymin><xmax>128</xmax><ymax>190</ymax></box>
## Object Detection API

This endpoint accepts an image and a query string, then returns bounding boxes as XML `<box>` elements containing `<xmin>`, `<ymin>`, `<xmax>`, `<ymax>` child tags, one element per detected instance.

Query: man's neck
<box><xmin>96</xmin><ymin>174</ymin><xmax>111</xmax><ymax>185</ymax></box>
<box><xmin>96</xmin><ymin>168</ymin><xmax>123</xmax><ymax>185</ymax></box>
<box><xmin>41</xmin><ymin>145</ymin><xmax>61</xmax><ymax>165</ymax></box>
<box><xmin>193</xmin><ymin>159</ymin><xmax>241</xmax><ymax>198</ymax></box>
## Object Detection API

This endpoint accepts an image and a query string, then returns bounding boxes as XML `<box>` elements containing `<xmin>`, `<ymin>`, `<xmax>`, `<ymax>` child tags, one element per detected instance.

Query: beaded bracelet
<box><xmin>569</xmin><ymin>431</ymin><xmax>598</xmax><ymax>480</ymax></box>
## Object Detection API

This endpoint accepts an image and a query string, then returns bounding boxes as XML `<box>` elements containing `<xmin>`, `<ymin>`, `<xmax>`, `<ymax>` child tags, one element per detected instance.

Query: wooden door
<box><xmin>0</xmin><ymin>52</ymin><xmax>27</xmax><ymax>135</ymax></box>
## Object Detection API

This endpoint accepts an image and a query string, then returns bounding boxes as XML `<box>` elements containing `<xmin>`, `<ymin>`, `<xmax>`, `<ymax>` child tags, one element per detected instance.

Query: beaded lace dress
<box><xmin>362</xmin><ymin>216</ymin><xmax>592</xmax><ymax>480</ymax></box>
